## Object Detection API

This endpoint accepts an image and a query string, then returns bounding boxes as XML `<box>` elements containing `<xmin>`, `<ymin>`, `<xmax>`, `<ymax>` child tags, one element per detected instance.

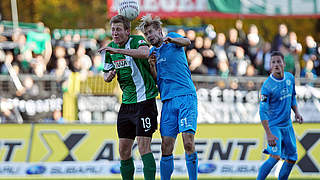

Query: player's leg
<box><xmin>119</xmin><ymin>138</ymin><xmax>135</xmax><ymax>180</ymax></box>
<box><xmin>159</xmin><ymin>99</ymin><xmax>179</xmax><ymax>180</ymax></box>
<box><xmin>136</xmin><ymin>98</ymin><xmax>158</xmax><ymax>180</ymax></box>
<box><xmin>182</xmin><ymin>132</ymin><xmax>198</xmax><ymax>180</ymax></box>
<box><xmin>278</xmin><ymin>126</ymin><xmax>298</xmax><ymax>180</ymax></box>
<box><xmin>178</xmin><ymin>95</ymin><xmax>198</xmax><ymax>180</ymax></box>
<box><xmin>117</xmin><ymin>103</ymin><xmax>137</xmax><ymax>180</ymax></box>
<box><xmin>257</xmin><ymin>126</ymin><xmax>282</xmax><ymax>180</ymax></box>
<box><xmin>278</xmin><ymin>159</ymin><xmax>295</xmax><ymax>180</ymax></box>
<box><xmin>160</xmin><ymin>136</ymin><xmax>176</xmax><ymax>180</ymax></box>
<box><xmin>257</xmin><ymin>154</ymin><xmax>280</xmax><ymax>180</ymax></box>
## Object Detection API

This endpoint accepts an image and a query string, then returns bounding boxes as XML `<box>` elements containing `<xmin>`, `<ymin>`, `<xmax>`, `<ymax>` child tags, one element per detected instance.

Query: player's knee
<box><xmin>183</xmin><ymin>141</ymin><xmax>195</xmax><ymax>153</ymax></box>
<box><xmin>161</xmin><ymin>141</ymin><xmax>174</xmax><ymax>155</ymax></box>
<box><xmin>270</xmin><ymin>154</ymin><xmax>281</xmax><ymax>161</ymax></box>
<box><xmin>286</xmin><ymin>159</ymin><xmax>296</xmax><ymax>164</ymax></box>
<box><xmin>119</xmin><ymin>147</ymin><xmax>132</xmax><ymax>160</ymax></box>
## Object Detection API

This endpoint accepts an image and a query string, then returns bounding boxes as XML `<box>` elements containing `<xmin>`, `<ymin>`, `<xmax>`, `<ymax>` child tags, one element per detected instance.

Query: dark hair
<box><xmin>270</xmin><ymin>51</ymin><xmax>284</xmax><ymax>60</ymax></box>
<box><xmin>110</xmin><ymin>15</ymin><xmax>131</xmax><ymax>30</ymax></box>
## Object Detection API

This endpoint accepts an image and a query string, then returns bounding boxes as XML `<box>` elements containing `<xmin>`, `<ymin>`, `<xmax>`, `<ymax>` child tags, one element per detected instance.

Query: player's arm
<box><xmin>148</xmin><ymin>52</ymin><xmax>157</xmax><ymax>82</ymax></box>
<box><xmin>101</xmin><ymin>50</ymin><xmax>116</xmax><ymax>83</ymax></box>
<box><xmin>291</xmin><ymin>79</ymin><xmax>303</xmax><ymax>124</ymax></box>
<box><xmin>259</xmin><ymin>90</ymin><xmax>278</xmax><ymax>146</ymax></box>
<box><xmin>99</xmin><ymin>45</ymin><xmax>149</xmax><ymax>59</ymax></box>
<box><xmin>164</xmin><ymin>36</ymin><xmax>191</xmax><ymax>47</ymax></box>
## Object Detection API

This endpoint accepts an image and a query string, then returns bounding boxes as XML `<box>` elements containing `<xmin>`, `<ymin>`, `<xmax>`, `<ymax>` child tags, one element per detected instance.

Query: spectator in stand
<box><xmin>0</xmin><ymin>24</ymin><xmax>7</xmax><ymax>42</ymax></box>
<box><xmin>0</xmin><ymin>98</ymin><xmax>17</xmax><ymax>123</ymax></box>
<box><xmin>176</xmin><ymin>28</ymin><xmax>186</xmax><ymax>37</ymax></box>
<box><xmin>201</xmin><ymin>37</ymin><xmax>217</xmax><ymax>75</ymax></box>
<box><xmin>25</xmin><ymin>24</ymin><xmax>52</xmax><ymax>65</ymax></box>
<box><xmin>47</xmin><ymin>46</ymin><xmax>67</xmax><ymax>72</ymax></box>
<box><xmin>229</xmin><ymin>46</ymin><xmax>251</xmax><ymax>76</ymax></box>
<box><xmin>245</xmin><ymin>64</ymin><xmax>257</xmax><ymax>90</ymax></box>
<box><xmin>0</xmin><ymin>51</ymin><xmax>14</xmax><ymax>74</ymax></box>
<box><xmin>51</xmin><ymin>57</ymin><xmax>70</xmax><ymax>80</ymax></box>
<box><xmin>280</xmin><ymin>45</ymin><xmax>295</xmax><ymax>75</ymax></box>
<box><xmin>226</xmin><ymin>28</ymin><xmax>242</xmax><ymax>61</ymax></box>
<box><xmin>235</xmin><ymin>19</ymin><xmax>247</xmax><ymax>46</ymax></box>
<box><xmin>187</xmin><ymin>48</ymin><xmax>207</xmax><ymax>74</ymax></box>
<box><xmin>303</xmin><ymin>35</ymin><xmax>320</xmax><ymax>76</ymax></box>
<box><xmin>301</xmin><ymin>60</ymin><xmax>317</xmax><ymax>82</ymax></box>
<box><xmin>288</xmin><ymin>32</ymin><xmax>302</xmax><ymax>78</ymax></box>
<box><xmin>247</xmin><ymin>24</ymin><xmax>264</xmax><ymax>65</ymax></box>
<box><xmin>31</xmin><ymin>55</ymin><xmax>47</xmax><ymax>78</ymax></box>
<box><xmin>186</xmin><ymin>29</ymin><xmax>196</xmax><ymax>51</ymax></box>
<box><xmin>256</xmin><ymin>42</ymin><xmax>272</xmax><ymax>75</ymax></box>
<box><xmin>194</xmin><ymin>36</ymin><xmax>204</xmax><ymax>53</ymax></box>
<box><xmin>212</xmin><ymin>33</ymin><xmax>227</xmax><ymax>63</ymax></box>
<box><xmin>16</xmin><ymin>75</ymin><xmax>40</xmax><ymax>99</ymax></box>
<box><xmin>271</xmin><ymin>24</ymin><xmax>290</xmax><ymax>51</ymax></box>
<box><xmin>90</xmin><ymin>53</ymin><xmax>104</xmax><ymax>75</ymax></box>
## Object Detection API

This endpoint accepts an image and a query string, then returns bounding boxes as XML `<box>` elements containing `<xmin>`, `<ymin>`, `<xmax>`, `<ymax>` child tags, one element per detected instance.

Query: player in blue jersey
<box><xmin>257</xmin><ymin>51</ymin><xmax>303</xmax><ymax>180</ymax></box>
<box><xmin>137</xmin><ymin>14</ymin><xmax>198</xmax><ymax>180</ymax></box>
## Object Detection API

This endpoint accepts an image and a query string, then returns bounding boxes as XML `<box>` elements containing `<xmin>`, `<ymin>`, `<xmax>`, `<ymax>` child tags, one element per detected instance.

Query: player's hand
<box><xmin>266</xmin><ymin>133</ymin><xmax>278</xmax><ymax>147</ymax></box>
<box><xmin>295</xmin><ymin>113</ymin><xmax>303</xmax><ymax>124</ymax></box>
<box><xmin>163</xmin><ymin>37</ymin><xmax>173</xmax><ymax>44</ymax></box>
<box><xmin>104</xmin><ymin>70</ymin><xmax>116</xmax><ymax>82</ymax></box>
<box><xmin>148</xmin><ymin>52</ymin><xmax>157</xmax><ymax>67</ymax></box>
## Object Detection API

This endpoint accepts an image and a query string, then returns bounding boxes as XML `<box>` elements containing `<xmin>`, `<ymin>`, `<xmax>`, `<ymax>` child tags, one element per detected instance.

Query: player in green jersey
<box><xmin>99</xmin><ymin>15</ymin><xmax>158</xmax><ymax>180</ymax></box>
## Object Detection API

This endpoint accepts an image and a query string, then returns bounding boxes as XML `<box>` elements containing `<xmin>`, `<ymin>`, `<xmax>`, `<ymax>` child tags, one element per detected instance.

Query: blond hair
<box><xmin>136</xmin><ymin>14</ymin><xmax>162</xmax><ymax>33</ymax></box>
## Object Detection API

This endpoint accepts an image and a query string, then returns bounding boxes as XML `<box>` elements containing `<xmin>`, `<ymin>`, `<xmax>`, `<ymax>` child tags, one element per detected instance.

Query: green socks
<box><xmin>142</xmin><ymin>153</ymin><xmax>156</xmax><ymax>180</ymax></box>
<box><xmin>120</xmin><ymin>157</ymin><xmax>134</xmax><ymax>180</ymax></box>
<box><xmin>120</xmin><ymin>153</ymin><xmax>156</xmax><ymax>180</ymax></box>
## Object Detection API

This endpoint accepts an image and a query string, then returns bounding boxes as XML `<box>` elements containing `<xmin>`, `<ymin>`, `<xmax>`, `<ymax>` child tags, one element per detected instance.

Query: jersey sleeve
<box><xmin>259</xmin><ymin>83</ymin><xmax>270</xmax><ymax>121</ymax></box>
<box><xmin>291</xmin><ymin>76</ymin><xmax>297</xmax><ymax>107</ymax></box>
<box><xmin>132</xmin><ymin>35</ymin><xmax>148</xmax><ymax>49</ymax></box>
<box><xmin>102</xmin><ymin>51</ymin><xmax>114</xmax><ymax>73</ymax></box>
<box><xmin>167</xmin><ymin>32</ymin><xmax>183</xmax><ymax>38</ymax></box>
<box><xmin>167</xmin><ymin>32</ymin><xmax>185</xmax><ymax>48</ymax></box>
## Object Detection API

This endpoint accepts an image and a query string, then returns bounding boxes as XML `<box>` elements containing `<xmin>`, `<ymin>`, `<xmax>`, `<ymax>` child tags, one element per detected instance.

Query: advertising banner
<box><xmin>0</xmin><ymin>124</ymin><xmax>319</xmax><ymax>178</ymax></box>
<box><xmin>107</xmin><ymin>0</ymin><xmax>320</xmax><ymax>18</ymax></box>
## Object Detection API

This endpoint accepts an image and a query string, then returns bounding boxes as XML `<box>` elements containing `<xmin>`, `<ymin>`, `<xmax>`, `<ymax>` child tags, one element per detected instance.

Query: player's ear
<box><xmin>126</xmin><ymin>29</ymin><xmax>130</xmax><ymax>36</ymax></box>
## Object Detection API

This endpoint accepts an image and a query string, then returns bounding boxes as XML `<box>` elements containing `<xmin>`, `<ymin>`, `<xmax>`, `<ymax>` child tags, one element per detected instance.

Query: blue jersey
<box><xmin>150</xmin><ymin>32</ymin><xmax>196</xmax><ymax>101</ymax></box>
<box><xmin>259</xmin><ymin>72</ymin><xmax>297</xmax><ymax>127</ymax></box>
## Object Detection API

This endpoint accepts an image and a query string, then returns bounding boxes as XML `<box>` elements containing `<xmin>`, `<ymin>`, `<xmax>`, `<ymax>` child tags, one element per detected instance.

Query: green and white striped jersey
<box><xmin>103</xmin><ymin>35</ymin><xmax>158</xmax><ymax>104</ymax></box>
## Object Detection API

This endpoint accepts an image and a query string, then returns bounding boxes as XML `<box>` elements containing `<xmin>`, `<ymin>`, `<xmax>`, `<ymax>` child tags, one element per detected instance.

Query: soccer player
<box><xmin>99</xmin><ymin>15</ymin><xmax>158</xmax><ymax>180</ymax></box>
<box><xmin>257</xmin><ymin>51</ymin><xmax>303</xmax><ymax>180</ymax></box>
<box><xmin>137</xmin><ymin>15</ymin><xmax>198</xmax><ymax>180</ymax></box>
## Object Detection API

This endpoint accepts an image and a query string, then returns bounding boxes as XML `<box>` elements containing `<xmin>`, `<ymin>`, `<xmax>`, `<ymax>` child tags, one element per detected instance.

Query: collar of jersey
<box><xmin>270</xmin><ymin>73</ymin><xmax>285</xmax><ymax>82</ymax></box>
<box><xmin>153</xmin><ymin>42</ymin><xmax>164</xmax><ymax>51</ymax></box>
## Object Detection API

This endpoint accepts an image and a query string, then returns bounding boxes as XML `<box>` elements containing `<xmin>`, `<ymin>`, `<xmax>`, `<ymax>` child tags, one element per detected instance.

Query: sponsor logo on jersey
<box><xmin>286</xmin><ymin>79</ymin><xmax>291</xmax><ymax>86</ymax></box>
<box><xmin>138</xmin><ymin>40</ymin><xmax>146</xmax><ymax>44</ymax></box>
<box><xmin>260</xmin><ymin>95</ymin><xmax>267</xmax><ymax>102</ymax></box>
<box><xmin>113</xmin><ymin>59</ymin><xmax>130</xmax><ymax>69</ymax></box>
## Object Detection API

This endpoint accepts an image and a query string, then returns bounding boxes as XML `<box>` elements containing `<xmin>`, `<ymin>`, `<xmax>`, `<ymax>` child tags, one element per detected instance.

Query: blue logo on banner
<box><xmin>198</xmin><ymin>163</ymin><xmax>216</xmax><ymax>173</ymax></box>
<box><xmin>110</xmin><ymin>164</ymin><xmax>120</xmax><ymax>174</ymax></box>
<box><xmin>26</xmin><ymin>165</ymin><xmax>46</xmax><ymax>175</ymax></box>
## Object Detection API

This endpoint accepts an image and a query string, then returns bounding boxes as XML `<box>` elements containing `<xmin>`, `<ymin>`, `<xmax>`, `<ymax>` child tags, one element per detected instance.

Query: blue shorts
<box><xmin>160</xmin><ymin>94</ymin><xmax>198</xmax><ymax>138</ymax></box>
<box><xmin>263</xmin><ymin>125</ymin><xmax>298</xmax><ymax>161</ymax></box>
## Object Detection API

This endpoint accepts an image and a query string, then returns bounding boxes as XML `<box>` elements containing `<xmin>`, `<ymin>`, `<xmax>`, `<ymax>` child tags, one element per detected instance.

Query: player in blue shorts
<box><xmin>137</xmin><ymin>14</ymin><xmax>198</xmax><ymax>180</ymax></box>
<box><xmin>257</xmin><ymin>51</ymin><xmax>303</xmax><ymax>180</ymax></box>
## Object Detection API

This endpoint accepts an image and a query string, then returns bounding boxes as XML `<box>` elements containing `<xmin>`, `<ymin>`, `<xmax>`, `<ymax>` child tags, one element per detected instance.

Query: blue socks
<box><xmin>257</xmin><ymin>157</ymin><xmax>278</xmax><ymax>180</ymax></box>
<box><xmin>278</xmin><ymin>161</ymin><xmax>294</xmax><ymax>180</ymax></box>
<box><xmin>186</xmin><ymin>152</ymin><xmax>198</xmax><ymax>180</ymax></box>
<box><xmin>160</xmin><ymin>152</ymin><xmax>198</xmax><ymax>180</ymax></box>
<box><xmin>160</xmin><ymin>155</ymin><xmax>174</xmax><ymax>180</ymax></box>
